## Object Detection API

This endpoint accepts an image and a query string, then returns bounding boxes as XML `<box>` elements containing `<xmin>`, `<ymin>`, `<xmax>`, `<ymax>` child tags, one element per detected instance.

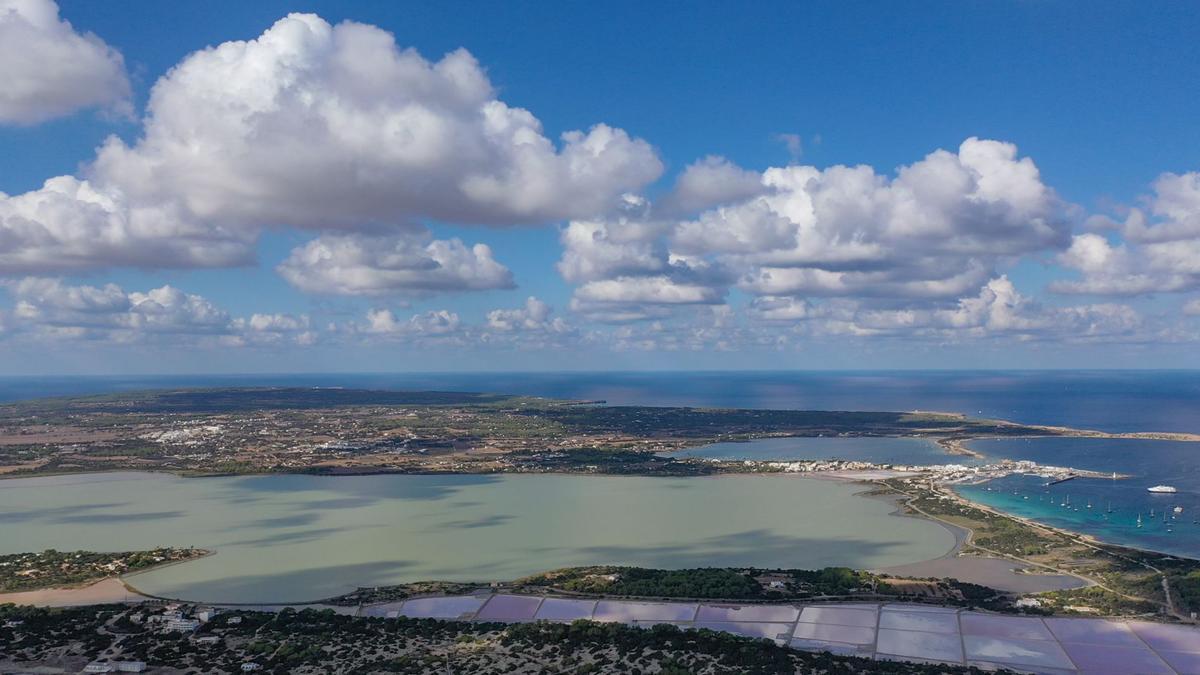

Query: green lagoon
<box><xmin>0</xmin><ymin>472</ymin><xmax>955</xmax><ymax>603</ymax></box>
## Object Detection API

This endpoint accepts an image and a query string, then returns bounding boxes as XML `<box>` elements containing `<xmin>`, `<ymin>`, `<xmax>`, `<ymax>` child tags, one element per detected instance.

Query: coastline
<box><xmin>0</xmin><ymin>577</ymin><xmax>150</xmax><ymax>607</ymax></box>
<box><xmin>0</xmin><ymin>464</ymin><xmax>1191</xmax><ymax>610</ymax></box>
<box><xmin>846</xmin><ymin>481</ymin><xmax>1089</xmax><ymax>593</ymax></box>
<box><xmin>0</xmin><ymin>549</ymin><xmax>213</xmax><ymax>607</ymax></box>
<box><xmin>3</xmin><ymin>470</ymin><xmax>1087</xmax><ymax>607</ymax></box>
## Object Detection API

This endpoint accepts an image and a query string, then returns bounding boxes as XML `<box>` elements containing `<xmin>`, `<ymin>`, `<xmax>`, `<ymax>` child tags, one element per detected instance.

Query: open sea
<box><xmin>2</xmin><ymin>370</ymin><xmax>1199</xmax><ymax>558</ymax></box>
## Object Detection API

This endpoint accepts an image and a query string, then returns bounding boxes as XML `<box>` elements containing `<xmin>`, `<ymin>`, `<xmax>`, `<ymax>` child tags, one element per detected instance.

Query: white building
<box><xmin>165</xmin><ymin>618</ymin><xmax>201</xmax><ymax>632</ymax></box>
<box><xmin>83</xmin><ymin>663</ymin><xmax>113</xmax><ymax>673</ymax></box>
<box><xmin>115</xmin><ymin>662</ymin><xmax>147</xmax><ymax>673</ymax></box>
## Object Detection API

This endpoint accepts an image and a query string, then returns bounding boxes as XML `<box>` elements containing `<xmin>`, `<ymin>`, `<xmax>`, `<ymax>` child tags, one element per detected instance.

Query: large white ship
<box><xmin>1147</xmin><ymin>485</ymin><xmax>1177</xmax><ymax>493</ymax></box>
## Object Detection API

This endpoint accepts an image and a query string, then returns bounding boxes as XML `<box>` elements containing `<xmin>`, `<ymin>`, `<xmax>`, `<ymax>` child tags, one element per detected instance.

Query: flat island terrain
<box><xmin>0</xmin><ymin>386</ymin><xmax>1184</xmax><ymax>478</ymax></box>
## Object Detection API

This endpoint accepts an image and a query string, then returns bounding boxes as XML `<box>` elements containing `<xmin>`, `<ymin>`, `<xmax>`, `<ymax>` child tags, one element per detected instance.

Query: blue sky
<box><xmin>1</xmin><ymin>0</ymin><xmax>1199</xmax><ymax>373</ymax></box>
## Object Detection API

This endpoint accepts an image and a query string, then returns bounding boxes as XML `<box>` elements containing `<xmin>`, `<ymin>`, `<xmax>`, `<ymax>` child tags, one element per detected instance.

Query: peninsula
<box><xmin>1</xmin><ymin>387</ymin><xmax>1188</xmax><ymax>479</ymax></box>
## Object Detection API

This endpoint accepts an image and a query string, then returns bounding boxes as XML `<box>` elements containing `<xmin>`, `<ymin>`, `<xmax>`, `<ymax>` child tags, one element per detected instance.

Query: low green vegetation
<box><xmin>327</xmin><ymin>564</ymin><xmax>1005</xmax><ymax>608</ymax></box>
<box><xmin>1036</xmin><ymin>586</ymin><xmax>1159</xmax><ymax>616</ymax></box>
<box><xmin>534</xmin><ymin>567</ymin><xmax>763</xmax><ymax>599</ymax></box>
<box><xmin>498</xmin><ymin>566</ymin><xmax>998</xmax><ymax>607</ymax></box>
<box><xmin>0</xmin><ymin>548</ymin><xmax>206</xmax><ymax>592</ymax></box>
<box><xmin>0</xmin><ymin>604</ymin><xmax>997</xmax><ymax>675</ymax></box>
<box><xmin>518</xmin><ymin>404</ymin><xmax>1029</xmax><ymax>440</ymax></box>
<box><xmin>324</xmin><ymin>581</ymin><xmax>480</xmax><ymax>606</ymax></box>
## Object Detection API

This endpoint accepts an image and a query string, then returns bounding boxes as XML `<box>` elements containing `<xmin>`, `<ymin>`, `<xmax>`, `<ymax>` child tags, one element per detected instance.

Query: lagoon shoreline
<box><xmin>0</xmin><ymin>469</ymin><xmax>1121</xmax><ymax>608</ymax></box>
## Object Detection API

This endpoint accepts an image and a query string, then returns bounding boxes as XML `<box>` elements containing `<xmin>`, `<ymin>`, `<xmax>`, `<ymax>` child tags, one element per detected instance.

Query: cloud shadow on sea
<box><xmin>527</xmin><ymin>528</ymin><xmax>912</xmax><ymax>570</ymax></box>
<box><xmin>243</xmin><ymin>512</ymin><xmax>323</xmax><ymax>529</ymax></box>
<box><xmin>148</xmin><ymin>559</ymin><xmax>420</xmax><ymax>604</ymax></box>
<box><xmin>0</xmin><ymin>501</ymin><xmax>131</xmax><ymax>524</ymax></box>
<box><xmin>50</xmin><ymin>510</ymin><xmax>185</xmax><ymax>524</ymax></box>
<box><xmin>214</xmin><ymin>473</ymin><xmax>503</xmax><ymax>504</ymax></box>
<box><xmin>217</xmin><ymin>524</ymin><xmax>384</xmax><ymax>548</ymax></box>
<box><xmin>434</xmin><ymin>514</ymin><xmax>513</xmax><ymax>530</ymax></box>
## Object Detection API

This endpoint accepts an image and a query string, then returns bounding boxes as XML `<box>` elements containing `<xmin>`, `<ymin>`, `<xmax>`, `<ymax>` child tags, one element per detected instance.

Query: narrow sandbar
<box><xmin>0</xmin><ymin>578</ymin><xmax>149</xmax><ymax>607</ymax></box>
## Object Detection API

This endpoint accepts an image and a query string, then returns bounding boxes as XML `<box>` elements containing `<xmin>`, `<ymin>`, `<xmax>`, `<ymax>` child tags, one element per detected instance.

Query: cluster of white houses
<box><xmin>79</xmin><ymin>605</ymin><xmax>260</xmax><ymax>674</ymax></box>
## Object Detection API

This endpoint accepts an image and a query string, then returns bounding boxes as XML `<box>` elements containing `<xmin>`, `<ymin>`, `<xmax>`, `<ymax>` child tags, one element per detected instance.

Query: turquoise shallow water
<box><xmin>0</xmin><ymin>472</ymin><xmax>955</xmax><ymax>603</ymax></box>
<box><xmin>959</xmin><ymin>437</ymin><xmax>1200</xmax><ymax>558</ymax></box>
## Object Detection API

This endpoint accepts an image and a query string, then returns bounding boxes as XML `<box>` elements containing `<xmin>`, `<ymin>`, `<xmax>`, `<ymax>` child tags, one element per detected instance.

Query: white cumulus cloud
<box><xmin>277</xmin><ymin>231</ymin><xmax>513</xmax><ymax>296</ymax></box>
<box><xmin>0</xmin><ymin>176</ymin><xmax>255</xmax><ymax>274</ymax></box>
<box><xmin>7</xmin><ymin>278</ymin><xmax>229</xmax><ymax>340</ymax></box>
<box><xmin>89</xmin><ymin>13</ymin><xmax>662</xmax><ymax>231</ymax></box>
<box><xmin>0</xmin><ymin>0</ymin><xmax>131</xmax><ymax>125</ymax></box>
<box><xmin>3</xmin><ymin>278</ymin><xmax>316</xmax><ymax>345</ymax></box>
<box><xmin>557</xmin><ymin>138</ymin><xmax>1071</xmax><ymax>325</ymax></box>
<box><xmin>1055</xmin><ymin>173</ymin><xmax>1200</xmax><ymax>297</ymax></box>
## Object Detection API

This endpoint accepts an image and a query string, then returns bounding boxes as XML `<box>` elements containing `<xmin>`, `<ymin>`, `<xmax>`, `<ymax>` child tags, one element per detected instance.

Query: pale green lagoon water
<box><xmin>0</xmin><ymin>472</ymin><xmax>955</xmax><ymax>603</ymax></box>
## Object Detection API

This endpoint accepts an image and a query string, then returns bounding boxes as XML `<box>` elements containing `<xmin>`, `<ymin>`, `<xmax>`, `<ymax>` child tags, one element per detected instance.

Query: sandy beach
<box><xmin>853</xmin><ymin>482</ymin><xmax>1090</xmax><ymax>593</ymax></box>
<box><xmin>0</xmin><ymin>578</ymin><xmax>150</xmax><ymax>607</ymax></box>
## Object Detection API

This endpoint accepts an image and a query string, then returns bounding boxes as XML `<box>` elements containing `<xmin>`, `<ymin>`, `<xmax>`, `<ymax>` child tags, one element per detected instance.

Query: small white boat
<box><xmin>1175</xmin><ymin>506</ymin><xmax>1184</xmax><ymax>514</ymax></box>
<box><xmin>1148</xmin><ymin>485</ymin><xmax>1178</xmax><ymax>494</ymax></box>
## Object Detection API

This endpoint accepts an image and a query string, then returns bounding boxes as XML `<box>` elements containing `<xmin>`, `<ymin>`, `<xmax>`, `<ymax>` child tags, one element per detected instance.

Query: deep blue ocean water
<box><xmin>959</xmin><ymin>437</ymin><xmax>1200</xmax><ymax>557</ymax></box>
<box><xmin>2</xmin><ymin>370</ymin><xmax>1199</xmax><ymax>556</ymax></box>
<box><xmin>2</xmin><ymin>370</ymin><xmax>1197</xmax><ymax>432</ymax></box>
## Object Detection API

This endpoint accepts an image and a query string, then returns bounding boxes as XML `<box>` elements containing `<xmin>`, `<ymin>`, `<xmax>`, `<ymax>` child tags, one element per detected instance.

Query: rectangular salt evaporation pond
<box><xmin>963</xmin><ymin>635</ymin><xmax>1075</xmax><ymax>671</ymax></box>
<box><xmin>1158</xmin><ymin>650</ymin><xmax>1200</xmax><ymax>674</ymax></box>
<box><xmin>533</xmin><ymin>598</ymin><xmax>597</xmax><ymax>621</ymax></box>
<box><xmin>593</xmin><ymin>600</ymin><xmax>699</xmax><ymax>623</ymax></box>
<box><xmin>1128</xmin><ymin>621</ymin><xmax>1200</xmax><ymax>653</ymax></box>
<box><xmin>1059</xmin><ymin>642</ymin><xmax>1174</xmax><ymax>675</ymax></box>
<box><xmin>693</xmin><ymin>622</ymin><xmax>794</xmax><ymax>644</ymax></box>
<box><xmin>878</xmin><ymin>606</ymin><xmax>960</xmax><ymax>633</ymax></box>
<box><xmin>792</xmin><ymin>622</ymin><xmax>875</xmax><ymax>646</ymax></box>
<box><xmin>1043</xmin><ymin>617</ymin><xmax>1144</xmax><ymax>647</ymax></box>
<box><xmin>960</xmin><ymin>612</ymin><xmax>1054</xmax><ymax>641</ymax></box>
<box><xmin>475</xmin><ymin>594</ymin><xmax>542</xmax><ymax>622</ymax></box>
<box><xmin>797</xmin><ymin>605</ymin><xmax>878</xmax><ymax>628</ymax></box>
<box><xmin>696</xmin><ymin>603</ymin><xmax>800</xmax><ymax>623</ymax></box>
<box><xmin>875</xmin><ymin>628</ymin><xmax>964</xmax><ymax>664</ymax></box>
<box><xmin>397</xmin><ymin>595</ymin><xmax>488</xmax><ymax>619</ymax></box>
<box><xmin>361</xmin><ymin>602</ymin><xmax>404</xmax><ymax>619</ymax></box>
